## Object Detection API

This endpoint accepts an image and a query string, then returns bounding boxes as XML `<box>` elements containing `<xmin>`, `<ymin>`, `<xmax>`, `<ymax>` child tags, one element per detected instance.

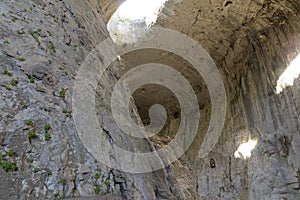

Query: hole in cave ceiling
<box><xmin>276</xmin><ymin>53</ymin><xmax>300</xmax><ymax>94</ymax></box>
<box><xmin>107</xmin><ymin>0</ymin><xmax>167</xmax><ymax>45</ymax></box>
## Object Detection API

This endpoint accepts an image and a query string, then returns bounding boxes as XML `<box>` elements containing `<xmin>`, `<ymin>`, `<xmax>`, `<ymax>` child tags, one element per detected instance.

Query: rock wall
<box><xmin>0</xmin><ymin>0</ymin><xmax>300</xmax><ymax>200</ymax></box>
<box><xmin>98</xmin><ymin>0</ymin><xmax>123</xmax><ymax>22</ymax></box>
<box><xmin>0</xmin><ymin>1</ymin><xmax>204</xmax><ymax>199</ymax></box>
<box><xmin>0</xmin><ymin>0</ymin><xmax>132</xmax><ymax>199</ymax></box>
<box><xmin>156</xmin><ymin>0</ymin><xmax>300</xmax><ymax>199</ymax></box>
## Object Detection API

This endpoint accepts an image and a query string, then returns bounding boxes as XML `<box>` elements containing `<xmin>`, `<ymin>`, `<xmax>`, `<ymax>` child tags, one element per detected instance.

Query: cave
<box><xmin>0</xmin><ymin>0</ymin><xmax>299</xmax><ymax>200</ymax></box>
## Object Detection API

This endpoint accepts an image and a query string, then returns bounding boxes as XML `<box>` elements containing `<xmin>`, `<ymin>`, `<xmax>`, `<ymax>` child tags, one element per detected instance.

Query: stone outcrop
<box><xmin>0</xmin><ymin>0</ymin><xmax>300</xmax><ymax>200</ymax></box>
<box><xmin>155</xmin><ymin>0</ymin><xmax>300</xmax><ymax>199</ymax></box>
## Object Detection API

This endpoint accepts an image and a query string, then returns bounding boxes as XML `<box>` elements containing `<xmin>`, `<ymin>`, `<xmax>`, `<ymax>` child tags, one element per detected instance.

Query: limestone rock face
<box><xmin>0</xmin><ymin>0</ymin><xmax>130</xmax><ymax>199</ymax></box>
<box><xmin>0</xmin><ymin>0</ymin><xmax>300</xmax><ymax>200</ymax></box>
<box><xmin>155</xmin><ymin>0</ymin><xmax>300</xmax><ymax>199</ymax></box>
<box><xmin>98</xmin><ymin>0</ymin><xmax>123</xmax><ymax>22</ymax></box>
<box><xmin>0</xmin><ymin>1</ymin><xmax>202</xmax><ymax>199</ymax></box>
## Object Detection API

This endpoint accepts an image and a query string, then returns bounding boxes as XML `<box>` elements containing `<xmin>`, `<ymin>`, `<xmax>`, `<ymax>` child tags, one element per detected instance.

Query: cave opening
<box><xmin>102</xmin><ymin>0</ymin><xmax>300</xmax><ymax>198</ymax></box>
<box><xmin>107</xmin><ymin>0</ymin><xmax>212</xmax><ymax>149</ymax></box>
<box><xmin>107</xmin><ymin>0</ymin><xmax>168</xmax><ymax>45</ymax></box>
<box><xmin>1</xmin><ymin>0</ymin><xmax>300</xmax><ymax>199</ymax></box>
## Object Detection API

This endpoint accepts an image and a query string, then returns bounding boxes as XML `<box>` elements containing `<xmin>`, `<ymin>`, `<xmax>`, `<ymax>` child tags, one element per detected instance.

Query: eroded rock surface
<box><xmin>0</xmin><ymin>0</ymin><xmax>300</xmax><ymax>200</ymax></box>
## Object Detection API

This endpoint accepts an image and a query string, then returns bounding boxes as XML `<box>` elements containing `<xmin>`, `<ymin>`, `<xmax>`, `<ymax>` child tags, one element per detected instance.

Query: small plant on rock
<box><xmin>94</xmin><ymin>183</ymin><xmax>101</xmax><ymax>194</ymax></box>
<box><xmin>49</xmin><ymin>41</ymin><xmax>56</xmax><ymax>54</ymax></box>
<box><xmin>54</xmin><ymin>193</ymin><xmax>60</xmax><ymax>198</ymax></box>
<box><xmin>25</xmin><ymin>119</ymin><xmax>33</xmax><ymax>126</ymax></box>
<box><xmin>44</xmin><ymin>133</ymin><xmax>51</xmax><ymax>141</ymax></box>
<box><xmin>0</xmin><ymin>161</ymin><xmax>17</xmax><ymax>172</ymax></box>
<box><xmin>3</xmin><ymin>70</ymin><xmax>12</xmax><ymax>76</ymax></box>
<box><xmin>33</xmin><ymin>167</ymin><xmax>40</xmax><ymax>173</ymax></box>
<box><xmin>6</xmin><ymin>150</ymin><xmax>15</xmax><ymax>157</ymax></box>
<box><xmin>10</xmin><ymin>79</ymin><xmax>18</xmax><ymax>86</ymax></box>
<box><xmin>30</xmin><ymin>31</ymin><xmax>40</xmax><ymax>45</ymax></box>
<box><xmin>27</xmin><ymin>158</ymin><xmax>33</xmax><ymax>163</ymax></box>
<box><xmin>60</xmin><ymin>178</ymin><xmax>66</xmax><ymax>185</ymax></box>
<box><xmin>94</xmin><ymin>173</ymin><xmax>100</xmax><ymax>179</ymax></box>
<box><xmin>28</xmin><ymin>130</ymin><xmax>36</xmax><ymax>139</ymax></box>
<box><xmin>29</xmin><ymin>75</ymin><xmax>35</xmax><ymax>83</ymax></box>
<box><xmin>44</xmin><ymin>124</ymin><xmax>51</xmax><ymax>131</ymax></box>
<box><xmin>62</xmin><ymin>71</ymin><xmax>68</xmax><ymax>77</ymax></box>
<box><xmin>104</xmin><ymin>179</ymin><xmax>110</xmax><ymax>186</ymax></box>
<box><xmin>59</xmin><ymin>88</ymin><xmax>66</xmax><ymax>99</ymax></box>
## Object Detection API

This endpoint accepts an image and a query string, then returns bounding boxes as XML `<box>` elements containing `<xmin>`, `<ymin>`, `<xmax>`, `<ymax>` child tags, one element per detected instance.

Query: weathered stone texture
<box><xmin>0</xmin><ymin>0</ymin><xmax>300</xmax><ymax>200</ymax></box>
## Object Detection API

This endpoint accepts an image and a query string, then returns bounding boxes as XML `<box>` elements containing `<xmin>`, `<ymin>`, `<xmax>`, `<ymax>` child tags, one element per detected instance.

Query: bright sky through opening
<box><xmin>117</xmin><ymin>0</ymin><xmax>167</xmax><ymax>26</ymax></box>
<box><xmin>234</xmin><ymin>138</ymin><xmax>258</xmax><ymax>159</ymax></box>
<box><xmin>276</xmin><ymin>54</ymin><xmax>300</xmax><ymax>93</ymax></box>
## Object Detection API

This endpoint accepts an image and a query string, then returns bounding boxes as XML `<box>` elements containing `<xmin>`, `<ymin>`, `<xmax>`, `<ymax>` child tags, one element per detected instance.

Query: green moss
<box><xmin>94</xmin><ymin>173</ymin><xmax>100</xmax><ymax>179</ymax></box>
<box><xmin>62</xmin><ymin>108</ymin><xmax>67</xmax><ymax>113</ymax></box>
<box><xmin>10</xmin><ymin>79</ymin><xmax>18</xmax><ymax>87</ymax></box>
<box><xmin>29</xmin><ymin>75</ymin><xmax>35</xmax><ymax>83</ymax></box>
<box><xmin>3</xmin><ymin>70</ymin><xmax>12</xmax><ymax>76</ymax></box>
<box><xmin>3</xmin><ymin>40</ymin><xmax>10</xmax><ymax>44</ymax></box>
<box><xmin>102</xmin><ymin>130</ymin><xmax>110</xmax><ymax>139</ymax></box>
<box><xmin>104</xmin><ymin>179</ymin><xmax>110</xmax><ymax>186</ymax></box>
<box><xmin>44</xmin><ymin>124</ymin><xmax>51</xmax><ymax>131</ymax></box>
<box><xmin>12</xmin><ymin>17</ymin><xmax>17</xmax><ymax>22</ymax></box>
<box><xmin>50</xmin><ymin>41</ymin><xmax>56</xmax><ymax>54</ymax></box>
<box><xmin>27</xmin><ymin>158</ymin><xmax>33</xmax><ymax>163</ymax></box>
<box><xmin>19</xmin><ymin>57</ymin><xmax>25</xmax><ymax>62</ymax></box>
<box><xmin>33</xmin><ymin>167</ymin><xmax>40</xmax><ymax>173</ymax></box>
<box><xmin>1</xmin><ymin>161</ymin><xmax>17</xmax><ymax>172</ymax></box>
<box><xmin>44</xmin><ymin>133</ymin><xmax>51</xmax><ymax>141</ymax></box>
<box><xmin>94</xmin><ymin>183</ymin><xmax>101</xmax><ymax>194</ymax></box>
<box><xmin>2</xmin><ymin>13</ymin><xmax>6</xmax><ymax>17</ymax></box>
<box><xmin>6</xmin><ymin>150</ymin><xmax>15</xmax><ymax>157</ymax></box>
<box><xmin>48</xmin><ymin>59</ymin><xmax>52</xmax><ymax>65</ymax></box>
<box><xmin>54</xmin><ymin>193</ymin><xmax>60</xmax><ymax>198</ymax></box>
<box><xmin>62</xmin><ymin>71</ymin><xmax>68</xmax><ymax>77</ymax></box>
<box><xmin>25</xmin><ymin>119</ymin><xmax>33</xmax><ymax>126</ymax></box>
<box><xmin>59</xmin><ymin>88</ymin><xmax>66</xmax><ymax>98</ymax></box>
<box><xmin>5</xmin><ymin>86</ymin><xmax>11</xmax><ymax>91</ymax></box>
<box><xmin>30</xmin><ymin>31</ymin><xmax>40</xmax><ymax>45</ymax></box>
<box><xmin>28</xmin><ymin>130</ymin><xmax>36</xmax><ymax>139</ymax></box>
<box><xmin>60</xmin><ymin>178</ymin><xmax>66</xmax><ymax>185</ymax></box>
<box><xmin>66</xmin><ymin>113</ymin><xmax>72</xmax><ymax>118</ymax></box>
